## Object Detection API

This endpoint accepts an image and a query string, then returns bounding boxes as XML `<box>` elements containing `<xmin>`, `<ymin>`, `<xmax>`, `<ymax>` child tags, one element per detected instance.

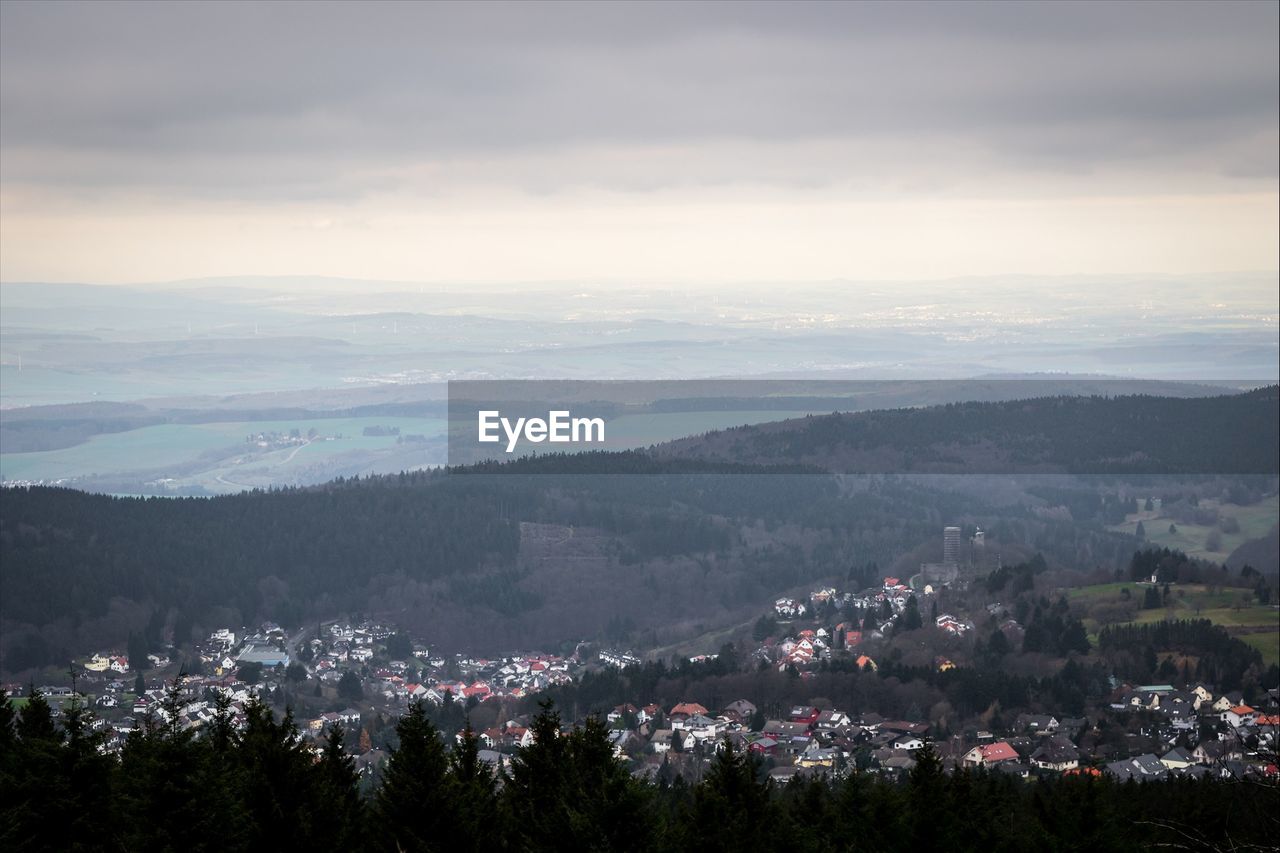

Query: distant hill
<box><xmin>655</xmin><ymin>387</ymin><xmax>1279</xmax><ymax>475</ymax></box>
<box><xmin>1226</xmin><ymin>523</ymin><xmax>1280</xmax><ymax>576</ymax></box>
<box><xmin>2</xmin><ymin>387</ymin><xmax>1274</xmax><ymax>675</ymax></box>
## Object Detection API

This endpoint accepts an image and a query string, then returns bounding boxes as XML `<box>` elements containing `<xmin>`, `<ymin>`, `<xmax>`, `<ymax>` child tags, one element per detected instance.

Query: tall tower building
<box><xmin>943</xmin><ymin>526</ymin><xmax>962</xmax><ymax>566</ymax></box>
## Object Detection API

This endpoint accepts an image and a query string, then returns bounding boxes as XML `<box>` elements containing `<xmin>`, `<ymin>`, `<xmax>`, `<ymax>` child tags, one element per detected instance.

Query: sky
<box><xmin>1</xmin><ymin>0</ymin><xmax>1277</xmax><ymax>286</ymax></box>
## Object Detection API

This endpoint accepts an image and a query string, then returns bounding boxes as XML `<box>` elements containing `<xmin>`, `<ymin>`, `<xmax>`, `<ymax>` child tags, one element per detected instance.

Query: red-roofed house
<box><xmin>1223</xmin><ymin>704</ymin><xmax>1257</xmax><ymax>727</ymax></box>
<box><xmin>461</xmin><ymin>681</ymin><xmax>492</xmax><ymax>701</ymax></box>
<box><xmin>506</xmin><ymin>726</ymin><xmax>533</xmax><ymax>748</ymax></box>
<box><xmin>669</xmin><ymin>702</ymin><xmax>709</xmax><ymax>722</ymax></box>
<box><xmin>963</xmin><ymin>741</ymin><xmax>1019</xmax><ymax>768</ymax></box>
<box><xmin>608</xmin><ymin>703</ymin><xmax>639</xmax><ymax>724</ymax></box>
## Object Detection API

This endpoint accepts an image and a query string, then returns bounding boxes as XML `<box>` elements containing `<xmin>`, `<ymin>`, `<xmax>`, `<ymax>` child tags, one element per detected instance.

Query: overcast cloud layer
<box><xmin>1</xmin><ymin>1</ymin><xmax>1277</xmax><ymax>284</ymax></box>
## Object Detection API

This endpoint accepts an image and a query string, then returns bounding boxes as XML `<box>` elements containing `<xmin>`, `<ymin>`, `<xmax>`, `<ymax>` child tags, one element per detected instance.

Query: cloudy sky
<box><xmin>1</xmin><ymin>0</ymin><xmax>1276</xmax><ymax>285</ymax></box>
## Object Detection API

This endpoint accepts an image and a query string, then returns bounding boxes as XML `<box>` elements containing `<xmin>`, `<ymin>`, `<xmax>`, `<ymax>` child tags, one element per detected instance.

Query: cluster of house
<box><xmin>951</xmin><ymin>698</ymin><xmax>1278</xmax><ymax>783</ymax></box>
<box><xmin>302</xmin><ymin>621</ymin><xmax>397</xmax><ymax>685</ymax></box>
<box><xmin>776</xmin><ymin>578</ymin><xmax>921</xmax><ymax>625</ymax></box>
<box><xmin>28</xmin><ymin>611</ymin><xmax>1276</xmax><ymax>789</ymax></box>
<box><xmin>84</xmin><ymin>653</ymin><xmax>131</xmax><ymax>674</ymax></box>
<box><xmin>15</xmin><ymin>671</ymin><xmax>284</xmax><ymax>754</ymax></box>
<box><xmin>599</xmin><ymin>649</ymin><xmax>643</xmax><ymax>669</ymax></box>
<box><xmin>935</xmin><ymin>613</ymin><xmax>972</xmax><ymax>637</ymax></box>
<box><xmin>603</xmin><ymin>699</ymin><xmax>966</xmax><ymax>783</ymax></box>
<box><xmin>753</xmin><ymin>629</ymin><xmax>880</xmax><ymax>672</ymax></box>
<box><xmin>773</xmin><ymin>598</ymin><xmax>809</xmax><ymax>619</ymax></box>
<box><xmin>1108</xmin><ymin>682</ymin><xmax>1261</xmax><ymax>729</ymax></box>
<box><xmin>33</xmin><ymin>619</ymin><xmax>596</xmax><ymax>759</ymax></box>
<box><xmin>192</xmin><ymin>623</ymin><xmax>294</xmax><ymax>675</ymax></box>
<box><xmin>579</xmin><ymin>682</ymin><xmax>1280</xmax><ymax>785</ymax></box>
<box><xmin>49</xmin><ymin>670</ymin><xmax>1270</xmax><ymax>786</ymax></box>
<box><xmin>755</xmin><ymin>579</ymin><xmax>980</xmax><ymax>672</ymax></box>
<box><xmin>367</xmin><ymin>653</ymin><xmax>579</xmax><ymax>708</ymax></box>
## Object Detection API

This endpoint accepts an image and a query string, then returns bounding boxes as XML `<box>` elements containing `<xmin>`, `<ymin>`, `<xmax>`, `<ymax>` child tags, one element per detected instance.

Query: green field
<box><xmin>1068</xmin><ymin>582</ymin><xmax>1264</xmax><ymax>611</ymax></box>
<box><xmin>1108</xmin><ymin>494</ymin><xmax>1278</xmax><ymax>560</ymax></box>
<box><xmin>1067</xmin><ymin>580</ymin><xmax>1279</xmax><ymax>666</ymax></box>
<box><xmin>0</xmin><ymin>416</ymin><xmax>448</xmax><ymax>485</ymax></box>
<box><xmin>1127</xmin><ymin>606</ymin><xmax>1277</xmax><ymax>627</ymax></box>
<box><xmin>1</xmin><ymin>409</ymin><xmax>829</xmax><ymax>491</ymax></box>
<box><xmin>1240</xmin><ymin>631</ymin><xmax>1280</xmax><ymax>667</ymax></box>
<box><xmin>1065</xmin><ymin>581</ymin><xmax>1146</xmax><ymax>603</ymax></box>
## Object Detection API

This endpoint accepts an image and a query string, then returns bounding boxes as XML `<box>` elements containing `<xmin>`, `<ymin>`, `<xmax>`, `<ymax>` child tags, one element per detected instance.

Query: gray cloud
<box><xmin>1</xmin><ymin>0</ymin><xmax>1276</xmax><ymax>200</ymax></box>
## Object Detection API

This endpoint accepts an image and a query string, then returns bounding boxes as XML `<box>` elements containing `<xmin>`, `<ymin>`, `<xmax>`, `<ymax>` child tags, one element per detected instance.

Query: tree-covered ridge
<box><xmin>657</xmin><ymin>386</ymin><xmax>1280</xmax><ymax>474</ymax></box>
<box><xmin>0</xmin><ymin>477</ymin><xmax>524</xmax><ymax>630</ymax></box>
<box><xmin>3</xmin><ymin>388</ymin><xmax>1274</xmax><ymax>672</ymax></box>
<box><xmin>2</xmin><ymin>467</ymin><xmax>994</xmax><ymax>670</ymax></box>
<box><xmin>1098</xmin><ymin>619</ymin><xmax>1264</xmax><ymax>691</ymax></box>
<box><xmin>1</xmin><ymin>691</ymin><xmax>1276</xmax><ymax>853</ymax></box>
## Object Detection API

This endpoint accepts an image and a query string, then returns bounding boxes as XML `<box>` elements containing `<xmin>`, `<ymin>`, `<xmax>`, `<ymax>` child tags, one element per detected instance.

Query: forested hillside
<box><xmin>657</xmin><ymin>387</ymin><xmax>1279</xmax><ymax>474</ymax></box>
<box><xmin>2</xmin><ymin>389</ymin><xmax>1275</xmax><ymax>674</ymax></box>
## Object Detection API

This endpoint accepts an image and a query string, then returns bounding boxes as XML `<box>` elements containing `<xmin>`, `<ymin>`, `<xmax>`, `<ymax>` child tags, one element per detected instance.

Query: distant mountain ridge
<box><xmin>2</xmin><ymin>386</ymin><xmax>1275</xmax><ymax>675</ymax></box>
<box><xmin>653</xmin><ymin>387</ymin><xmax>1279</xmax><ymax>475</ymax></box>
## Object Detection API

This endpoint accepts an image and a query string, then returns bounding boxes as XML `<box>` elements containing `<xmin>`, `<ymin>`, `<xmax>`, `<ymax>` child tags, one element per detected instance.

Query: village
<box><xmin>8</xmin><ymin>566</ymin><xmax>1278</xmax><ymax>788</ymax></box>
<box><xmin>7</xmin><ymin>618</ymin><xmax>588</xmax><ymax>761</ymax></box>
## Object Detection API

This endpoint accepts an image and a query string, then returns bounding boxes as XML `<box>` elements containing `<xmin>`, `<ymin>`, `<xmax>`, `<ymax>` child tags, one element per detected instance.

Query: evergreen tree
<box><xmin>385</xmin><ymin>632</ymin><xmax>413</xmax><ymax>660</ymax></box>
<box><xmin>235</xmin><ymin>699</ymin><xmax>325</xmax><ymax>850</ymax></box>
<box><xmin>752</xmin><ymin>614</ymin><xmax>778</xmax><ymax>642</ymax></box>
<box><xmin>0</xmin><ymin>695</ymin><xmax>15</xmax><ymax>757</ymax></box>
<box><xmin>908</xmin><ymin>741</ymin><xmax>951</xmax><ymax>850</ymax></box>
<box><xmin>442</xmin><ymin>722</ymin><xmax>498</xmax><ymax>853</ymax></box>
<box><xmin>117</xmin><ymin>678</ymin><xmax>240</xmax><ymax>853</ymax></box>
<box><xmin>239</xmin><ymin>661</ymin><xmax>263</xmax><ymax>685</ymax></box>
<box><xmin>314</xmin><ymin>723</ymin><xmax>364</xmax><ymax>852</ymax></box>
<box><xmin>900</xmin><ymin>595</ymin><xmax>923</xmax><ymax>631</ymax></box>
<box><xmin>375</xmin><ymin>699</ymin><xmax>449</xmax><ymax>852</ymax></box>
<box><xmin>988</xmin><ymin>627</ymin><xmax>1011</xmax><ymax>657</ymax></box>
<box><xmin>3</xmin><ymin>692</ymin><xmax>64</xmax><ymax>851</ymax></box>
<box><xmin>503</xmin><ymin>701</ymin><xmax>654</xmax><ymax>851</ymax></box>
<box><xmin>129</xmin><ymin>631</ymin><xmax>151</xmax><ymax>671</ymax></box>
<box><xmin>15</xmin><ymin>688</ymin><xmax>57</xmax><ymax>743</ymax></box>
<box><xmin>338</xmin><ymin>670</ymin><xmax>363</xmax><ymax>701</ymax></box>
<box><xmin>4</xmin><ymin>687</ymin><xmax>118</xmax><ymax>851</ymax></box>
<box><xmin>681</xmin><ymin>737</ymin><xmax>773</xmax><ymax>852</ymax></box>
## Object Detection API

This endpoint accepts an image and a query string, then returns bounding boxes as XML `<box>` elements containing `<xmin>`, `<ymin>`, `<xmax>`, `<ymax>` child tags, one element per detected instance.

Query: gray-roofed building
<box><xmin>236</xmin><ymin>645</ymin><xmax>290</xmax><ymax>667</ymax></box>
<box><xmin>1106</xmin><ymin>753</ymin><xmax>1167</xmax><ymax>781</ymax></box>
<box><xmin>1030</xmin><ymin>735</ymin><xmax>1080</xmax><ymax>771</ymax></box>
